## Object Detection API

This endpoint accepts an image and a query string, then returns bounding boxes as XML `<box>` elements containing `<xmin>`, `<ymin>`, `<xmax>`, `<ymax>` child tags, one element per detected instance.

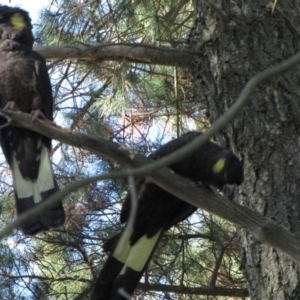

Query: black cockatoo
<box><xmin>0</xmin><ymin>5</ymin><xmax>65</xmax><ymax>235</ymax></box>
<box><xmin>91</xmin><ymin>132</ymin><xmax>244</xmax><ymax>299</ymax></box>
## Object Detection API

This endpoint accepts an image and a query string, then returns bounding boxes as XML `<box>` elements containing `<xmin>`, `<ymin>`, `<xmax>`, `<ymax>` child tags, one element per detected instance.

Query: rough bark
<box><xmin>190</xmin><ymin>1</ymin><xmax>300</xmax><ymax>299</ymax></box>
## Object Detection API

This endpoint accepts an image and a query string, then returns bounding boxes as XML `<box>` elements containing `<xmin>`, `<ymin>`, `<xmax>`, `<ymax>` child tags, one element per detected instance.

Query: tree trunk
<box><xmin>190</xmin><ymin>1</ymin><xmax>300</xmax><ymax>299</ymax></box>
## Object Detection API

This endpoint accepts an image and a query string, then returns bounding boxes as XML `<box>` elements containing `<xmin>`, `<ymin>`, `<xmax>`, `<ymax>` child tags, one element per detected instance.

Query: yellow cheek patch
<box><xmin>213</xmin><ymin>158</ymin><xmax>225</xmax><ymax>173</ymax></box>
<box><xmin>11</xmin><ymin>13</ymin><xmax>26</xmax><ymax>29</ymax></box>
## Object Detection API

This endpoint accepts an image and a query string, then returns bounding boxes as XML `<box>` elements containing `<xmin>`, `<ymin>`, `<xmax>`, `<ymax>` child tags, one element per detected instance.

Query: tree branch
<box><xmin>34</xmin><ymin>43</ymin><xmax>196</xmax><ymax>68</ymax></box>
<box><xmin>2</xmin><ymin>44</ymin><xmax>300</xmax><ymax>265</ymax></box>
<box><xmin>137</xmin><ymin>283</ymin><xmax>249</xmax><ymax>297</ymax></box>
<box><xmin>1</xmin><ymin>110</ymin><xmax>300</xmax><ymax>265</ymax></box>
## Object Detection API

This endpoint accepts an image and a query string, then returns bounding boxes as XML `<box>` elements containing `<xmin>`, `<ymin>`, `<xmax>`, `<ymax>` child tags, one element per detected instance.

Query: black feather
<box><xmin>0</xmin><ymin>5</ymin><xmax>65</xmax><ymax>235</ymax></box>
<box><xmin>91</xmin><ymin>132</ymin><xmax>244</xmax><ymax>299</ymax></box>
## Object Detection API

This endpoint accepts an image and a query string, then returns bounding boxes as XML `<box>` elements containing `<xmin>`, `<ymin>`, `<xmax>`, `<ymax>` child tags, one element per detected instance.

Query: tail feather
<box><xmin>97</xmin><ymin>227</ymin><xmax>134</xmax><ymax>286</ymax></box>
<box><xmin>92</xmin><ymin>229</ymin><xmax>163</xmax><ymax>299</ymax></box>
<box><xmin>121</xmin><ymin>230</ymin><xmax>162</xmax><ymax>274</ymax></box>
<box><xmin>13</xmin><ymin>143</ymin><xmax>64</xmax><ymax>235</ymax></box>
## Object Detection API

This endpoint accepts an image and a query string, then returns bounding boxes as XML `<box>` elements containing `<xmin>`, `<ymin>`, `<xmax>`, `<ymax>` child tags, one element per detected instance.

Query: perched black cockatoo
<box><xmin>91</xmin><ymin>132</ymin><xmax>244</xmax><ymax>299</ymax></box>
<box><xmin>0</xmin><ymin>5</ymin><xmax>65</xmax><ymax>235</ymax></box>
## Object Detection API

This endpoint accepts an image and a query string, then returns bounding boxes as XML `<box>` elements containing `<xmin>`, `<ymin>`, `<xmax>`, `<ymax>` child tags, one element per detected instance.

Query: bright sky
<box><xmin>1</xmin><ymin>0</ymin><xmax>51</xmax><ymax>22</ymax></box>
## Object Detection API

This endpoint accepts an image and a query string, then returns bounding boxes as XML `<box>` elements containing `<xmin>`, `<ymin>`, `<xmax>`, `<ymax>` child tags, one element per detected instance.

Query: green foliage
<box><xmin>35</xmin><ymin>0</ymin><xmax>198</xmax><ymax>136</ymax></box>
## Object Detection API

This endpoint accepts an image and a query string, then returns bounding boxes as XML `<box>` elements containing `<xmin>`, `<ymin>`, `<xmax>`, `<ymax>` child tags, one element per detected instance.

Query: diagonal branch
<box><xmin>1</xmin><ymin>110</ymin><xmax>300</xmax><ymax>264</ymax></box>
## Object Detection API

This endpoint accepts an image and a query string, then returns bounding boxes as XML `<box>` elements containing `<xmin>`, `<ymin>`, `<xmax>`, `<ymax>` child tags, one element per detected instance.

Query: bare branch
<box><xmin>138</xmin><ymin>283</ymin><xmax>249</xmax><ymax>297</ymax></box>
<box><xmin>1</xmin><ymin>110</ymin><xmax>300</xmax><ymax>264</ymax></box>
<box><xmin>34</xmin><ymin>43</ymin><xmax>196</xmax><ymax>68</ymax></box>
